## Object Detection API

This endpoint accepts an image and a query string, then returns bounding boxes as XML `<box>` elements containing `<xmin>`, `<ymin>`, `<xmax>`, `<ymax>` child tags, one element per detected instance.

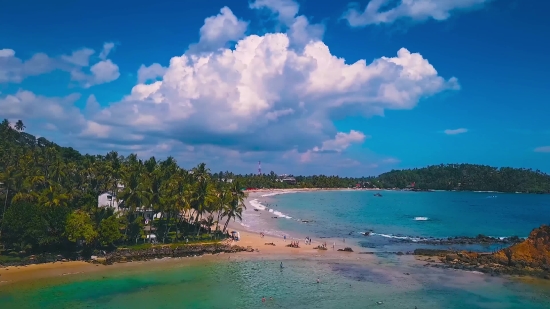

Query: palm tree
<box><xmin>14</xmin><ymin>120</ymin><xmax>25</xmax><ymax>132</ymax></box>
<box><xmin>222</xmin><ymin>181</ymin><xmax>247</xmax><ymax>233</ymax></box>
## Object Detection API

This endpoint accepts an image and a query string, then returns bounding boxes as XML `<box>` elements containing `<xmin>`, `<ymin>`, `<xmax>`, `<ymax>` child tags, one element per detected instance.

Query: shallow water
<box><xmin>3</xmin><ymin>190</ymin><xmax>549</xmax><ymax>308</ymax></box>
<box><xmin>1</xmin><ymin>257</ymin><xmax>549</xmax><ymax>309</ymax></box>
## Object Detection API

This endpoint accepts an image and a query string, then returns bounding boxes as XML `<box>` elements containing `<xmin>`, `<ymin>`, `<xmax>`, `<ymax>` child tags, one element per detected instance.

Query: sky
<box><xmin>1</xmin><ymin>0</ymin><xmax>549</xmax><ymax>177</ymax></box>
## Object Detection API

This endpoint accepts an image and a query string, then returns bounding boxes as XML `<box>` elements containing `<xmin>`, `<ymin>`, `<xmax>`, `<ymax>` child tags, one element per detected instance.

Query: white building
<box><xmin>98</xmin><ymin>192</ymin><xmax>123</xmax><ymax>212</ymax></box>
<box><xmin>98</xmin><ymin>192</ymin><xmax>161</xmax><ymax>220</ymax></box>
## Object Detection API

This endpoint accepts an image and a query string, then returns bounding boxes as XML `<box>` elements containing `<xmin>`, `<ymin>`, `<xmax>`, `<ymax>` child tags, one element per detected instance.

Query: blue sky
<box><xmin>1</xmin><ymin>0</ymin><xmax>549</xmax><ymax>176</ymax></box>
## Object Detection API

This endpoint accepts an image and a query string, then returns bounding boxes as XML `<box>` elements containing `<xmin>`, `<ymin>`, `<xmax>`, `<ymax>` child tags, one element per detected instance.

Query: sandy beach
<box><xmin>0</xmin><ymin>189</ymin><xmax>365</xmax><ymax>286</ymax></box>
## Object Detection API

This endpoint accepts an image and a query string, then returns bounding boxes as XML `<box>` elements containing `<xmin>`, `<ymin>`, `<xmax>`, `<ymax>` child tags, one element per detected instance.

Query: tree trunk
<box><xmin>223</xmin><ymin>216</ymin><xmax>231</xmax><ymax>233</ymax></box>
<box><xmin>162</xmin><ymin>212</ymin><xmax>172</xmax><ymax>243</ymax></box>
<box><xmin>175</xmin><ymin>211</ymin><xmax>180</xmax><ymax>242</ymax></box>
<box><xmin>1</xmin><ymin>187</ymin><xmax>10</xmax><ymax>238</ymax></box>
<box><xmin>216</xmin><ymin>210</ymin><xmax>223</xmax><ymax>231</ymax></box>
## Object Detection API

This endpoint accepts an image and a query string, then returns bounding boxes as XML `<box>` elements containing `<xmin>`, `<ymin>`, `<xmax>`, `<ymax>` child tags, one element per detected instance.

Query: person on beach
<box><xmin>284</xmin><ymin>235</ymin><xmax>286</xmax><ymax>242</ymax></box>
<box><xmin>333</xmin><ymin>242</ymin><xmax>335</xmax><ymax>250</ymax></box>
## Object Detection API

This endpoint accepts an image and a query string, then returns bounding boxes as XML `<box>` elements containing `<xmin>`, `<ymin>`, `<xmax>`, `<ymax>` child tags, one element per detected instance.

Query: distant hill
<box><xmin>376</xmin><ymin>164</ymin><xmax>550</xmax><ymax>193</ymax></box>
<box><xmin>2</xmin><ymin>120</ymin><xmax>549</xmax><ymax>193</ymax></box>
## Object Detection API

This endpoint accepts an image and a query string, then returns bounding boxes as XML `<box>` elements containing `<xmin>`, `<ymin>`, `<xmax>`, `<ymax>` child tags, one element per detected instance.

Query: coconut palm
<box><xmin>14</xmin><ymin>120</ymin><xmax>25</xmax><ymax>132</ymax></box>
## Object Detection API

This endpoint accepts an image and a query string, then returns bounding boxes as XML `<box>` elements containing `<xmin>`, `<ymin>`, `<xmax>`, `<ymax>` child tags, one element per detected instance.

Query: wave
<box><xmin>366</xmin><ymin>232</ymin><xmax>526</xmax><ymax>243</ymax></box>
<box><xmin>413</xmin><ymin>217</ymin><xmax>429</xmax><ymax>221</ymax></box>
<box><xmin>249</xmin><ymin>199</ymin><xmax>266</xmax><ymax>210</ymax></box>
<box><xmin>260</xmin><ymin>191</ymin><xmax>297</xmax><ymax>197</ymax></box>
<box><xmin>248</xmin><ymin>199</ymin><xmax>292</xmax><ymax>219</ymax></box>
<box><xmin>369</xmin><ymin>233</ymin><xmax>425</xmax><ymax>242</ymax></box>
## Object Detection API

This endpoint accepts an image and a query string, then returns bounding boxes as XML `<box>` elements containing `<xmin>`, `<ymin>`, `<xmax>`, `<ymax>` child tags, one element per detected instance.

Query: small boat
<box><xmin>374</xmin><ymin>193</ymin><xmax>383</xmax><ymax>197</ymax></box>
<box><xmin>361</xmin><ymin>231</ymin><xmax>371</xmax><ymax>236</ymax></box>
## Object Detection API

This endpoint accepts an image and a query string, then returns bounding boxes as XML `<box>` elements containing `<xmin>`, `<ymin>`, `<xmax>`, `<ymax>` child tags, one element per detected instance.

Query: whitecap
<box><xmin>414</xmin><ymin>217</ymin><xmax>429</xmax><ymax>221</ymax></box>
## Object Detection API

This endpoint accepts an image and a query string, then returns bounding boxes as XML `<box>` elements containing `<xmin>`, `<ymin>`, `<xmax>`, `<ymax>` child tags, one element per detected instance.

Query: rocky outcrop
<box><xmin>100</xmin><ymin>244</ymin><xmax>250</xmax><ymax>265</ymax></box>
<box><xmin>416</xmin><ymin>225</ymin><xmax>550</xmax><ymax>279</ymax></box>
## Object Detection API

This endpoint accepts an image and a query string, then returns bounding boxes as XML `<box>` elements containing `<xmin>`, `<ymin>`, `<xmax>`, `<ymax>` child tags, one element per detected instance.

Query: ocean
<box><xmin>249</xmin><ymin>190</ymin><xmax>550</xmax><ymax>252</ymax></box>
<box><xmin>2</xmin><ymin>190</ymin><xmax>550</xmax><ymax>308</ymax></box>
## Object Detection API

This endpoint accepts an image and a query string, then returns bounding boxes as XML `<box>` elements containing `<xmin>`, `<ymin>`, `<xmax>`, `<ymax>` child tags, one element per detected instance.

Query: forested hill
<box><xmin>376</xmin><ymin>164</ymin><xmax>550</xmax><ymax>193</ymax></box>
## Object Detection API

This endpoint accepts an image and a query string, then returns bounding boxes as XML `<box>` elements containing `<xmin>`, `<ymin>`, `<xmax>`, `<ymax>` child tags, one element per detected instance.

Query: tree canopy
<box><xmin>1</xmin><ymin>119</ymin><xmax>549</xmax><ymax>256</ymax></box>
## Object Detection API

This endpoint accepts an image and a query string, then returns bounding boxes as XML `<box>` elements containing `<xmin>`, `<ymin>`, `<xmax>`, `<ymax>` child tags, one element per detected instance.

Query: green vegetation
<box><xmin>0</xmin><ymin>119</ymin><xmax>246</xmax><ymax>259</ymax></box>
<box><xmin>1</xmin><ymin>119</ymin><xmax>549</xmax><ymax>260</ymax></box>
<box><xmin>376</xmin><ymin>164</ymin><xmax>550</xmax><ymax>193</ymax></box>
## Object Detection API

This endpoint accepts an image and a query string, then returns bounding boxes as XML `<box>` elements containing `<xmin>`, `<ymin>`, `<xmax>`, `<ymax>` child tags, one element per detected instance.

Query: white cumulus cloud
<box><xmin>312</xmin><ymin>130</ymin><xmax>368</xmax><ymax>153</ymax></box>
<box><xmin>188</xmin><ymin>6</ymin><xmax>248</xmax><ymax>53</ymax></box>
<box><xmin>343</xmin><ymin>0</ymin><xmax>493</xmax><ymax>27</ymax></box>
<box><xmin>0</xmin><ymin>49</ymin><xmax>56</xmax><ymax>83</ymax></box>
<box><xmin>250</xmin><ymin>0</ymin><xmax>325</xmax><ymax>47</ymax></box>
<box><xmin>137</xmin><ymin>63</ymin><xmax>167</xmax><ymax>84</ymax></box>
<box><xmin>444</xmin><ymin>128</ymin><xmax>468</xmax><ymax>135</ymax></box>
<box><xmin>0</xmin><ymin>43</ymin><xmax>120</xmax><ymax>87</ymax></box>
<box><xmin>1</xmin><ymin>4</ymin><xmax>462</xmax><ymax>175</ymax></box>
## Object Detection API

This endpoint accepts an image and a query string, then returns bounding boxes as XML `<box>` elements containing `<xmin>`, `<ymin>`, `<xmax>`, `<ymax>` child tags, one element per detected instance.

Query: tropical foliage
<box><xmin>0</xmin><ymin>120</ymin><xmax>247</xmax><ymax>254</ymax></box>
<box><xmin>2</xmin><ymin>119</ymin><xmax>549</xmax><ymax>255</ymax></box>
<box><xmin>376</xmin><ymin>164</ymin><xmax>550</xmax><ymax>193</ymax></box>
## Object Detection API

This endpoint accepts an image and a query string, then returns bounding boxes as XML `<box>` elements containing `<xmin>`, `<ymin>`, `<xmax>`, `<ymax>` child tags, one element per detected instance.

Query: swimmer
<box><xmin>280</xmin><ymin>262</ymin><xmax>283</xmax><ymax>268</ymax></box>
<box><xmin>316</xmin><ymin>277</ymin><xmax>320</xmax><ymax>283</ymax></box>
<box><xmin>262</xmin><ymin>296</ymin><xmax>266</xmax><ymax>302</ymax></box>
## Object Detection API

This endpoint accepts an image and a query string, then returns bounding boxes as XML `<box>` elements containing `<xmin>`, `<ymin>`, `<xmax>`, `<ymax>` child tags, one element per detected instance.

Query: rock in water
<box><xmin>493</xmin><ymin>224</ymin><xmax>550</xmax><ymax>269</ymax></box>
<box><xmin>438</xmin><ymin>225</ymin><xmax>550</xmax><ymax>278</ymax></box>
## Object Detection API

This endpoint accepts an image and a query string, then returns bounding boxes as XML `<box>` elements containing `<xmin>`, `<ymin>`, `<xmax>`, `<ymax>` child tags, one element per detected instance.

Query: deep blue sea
<box><xmin>255</xmin><ymin>190</ymin><xmax>550</xmax><ymax>252</ymax></box>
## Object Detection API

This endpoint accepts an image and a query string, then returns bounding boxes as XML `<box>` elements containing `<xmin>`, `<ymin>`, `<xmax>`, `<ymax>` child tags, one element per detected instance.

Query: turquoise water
<box><xmin>261</xmin><ymin>191</ymin><xmax>550</xmax><ymax>251</ymax></box>
<box><xmin>3</xmin><ymin>190</ymin><xmax>550</xmax><ymax>308</ymax></box>
<box><xmin>2</xmin><ymin>257</ymin><xmax>549</xmax><ymax>308</ymax></box>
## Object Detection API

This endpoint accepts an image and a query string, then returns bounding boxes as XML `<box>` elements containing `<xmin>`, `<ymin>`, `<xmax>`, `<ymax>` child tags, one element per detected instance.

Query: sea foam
<box><xmin>249</xmin><ymin>199</ymin><xmax>292</xmax><ymax>219</ymax></box>
<box><xmin>260</xmin><ymin>191</ymin><xmax>297</xmax><ymax>197</ymax></box>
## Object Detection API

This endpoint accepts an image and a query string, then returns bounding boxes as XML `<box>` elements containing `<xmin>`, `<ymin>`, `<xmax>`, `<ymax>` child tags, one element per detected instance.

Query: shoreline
<box><xmin>2</xmin><ymin>189</ymin><xmax>547</xmax><ymax>287</ymax></box>
<box><xmin>0</xmin><ymin>189</ymin><xmax>364</xmax><ymax>286</ymax></box>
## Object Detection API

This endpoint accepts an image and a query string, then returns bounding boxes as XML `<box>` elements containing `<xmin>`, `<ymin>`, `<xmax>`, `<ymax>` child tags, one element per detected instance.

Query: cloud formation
<box><xmin>137</xmin><ymin>63</ymin><xmax>167</xmax><ymax>84</ymax></box>
<box><xmin>534</xmin><ymin>146</ymin><xmax>550</xmax><ymax>153</ymax></box>
<box><xmin>343</xmin><ymin>0</ymin><xmax>492</xmax><ymax>27</ymax></box>
<box><xmin>0</xmin><ymin>49</ymin><xmax>56</xmax><ymax>83</ymax></box>
<box><xmin>444</xmin><ymin>128</ymin><xmax>468</xmax><ymax>135</ymax></box>
<box><xmin>0</xmin><ymin>1</ymin><xmax>461</xmax><ymax>174</ymax></box>
<box><xmin>188</xmin><ymin>7</ymin><xmax>248</xmax><ymax>53</ymax></box>
<box><xmin>250</xmin><ymin>0</ymin><xmax>325</xmax><ymax>48</ymax></box>
<box><xmin>0</xmin><ymin>43</ymin><xmax>120</xmax><ymax>87</ymax></box>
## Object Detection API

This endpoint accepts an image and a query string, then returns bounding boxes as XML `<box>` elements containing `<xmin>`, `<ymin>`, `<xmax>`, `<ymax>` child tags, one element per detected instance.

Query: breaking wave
<box><xmin>414</xmin><ymin>217</ymin><xmax>429</xmax><ymax>221</ymax></box>
<box><xmin>249</xmin><ymin>199</ymin><xmax>292</xmax><ymax>219</ymax></box>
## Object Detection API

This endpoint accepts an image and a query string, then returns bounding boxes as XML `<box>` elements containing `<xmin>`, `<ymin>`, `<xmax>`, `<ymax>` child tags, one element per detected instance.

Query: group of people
<box><xmin>289</xmin><ymin>240</ymin><xmax>300</xmax><ymax>248</ymax></box>
<box><xmin>261</xmin><ymin>296</ymin><xmax>274</xmax><ymax>302</ymax></box>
